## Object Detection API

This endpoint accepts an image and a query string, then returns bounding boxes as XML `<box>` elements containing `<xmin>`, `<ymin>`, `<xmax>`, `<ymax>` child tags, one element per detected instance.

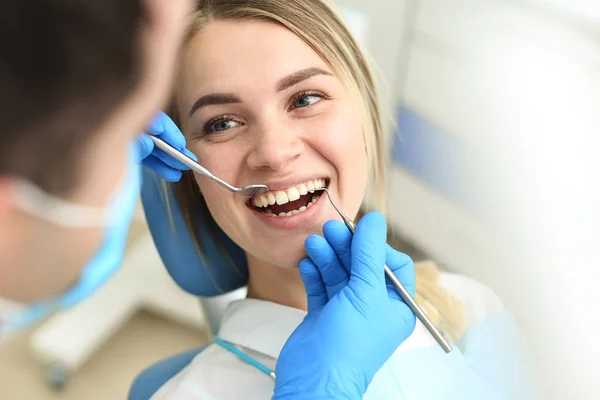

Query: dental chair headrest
<box><xmin>140</xmin><ymin>168</ymin><xmax>249</xmax><ymax>296</ymax></box>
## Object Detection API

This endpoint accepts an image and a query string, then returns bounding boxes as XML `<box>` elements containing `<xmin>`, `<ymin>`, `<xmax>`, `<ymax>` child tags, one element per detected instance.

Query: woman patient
<box><xmin>152</xmin><ymin>0</ymin><xmax>534</xmax><ymax>398</ymax></box>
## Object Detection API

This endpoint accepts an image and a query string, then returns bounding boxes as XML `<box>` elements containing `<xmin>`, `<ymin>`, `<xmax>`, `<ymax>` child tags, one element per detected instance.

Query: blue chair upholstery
<box><xmin>128</xmin><ymin>168</ymin><xmax>249</xmax><ymax>400</ymax></box>
<box><xmin>128</xmin><ymin>347</ymin><xmax>206</xmax><ymax>400</ymax></box>
<box><xmin>139</xmin><ymin>168</ymin><xmax>248</xmax><ymax>296</ymax></box>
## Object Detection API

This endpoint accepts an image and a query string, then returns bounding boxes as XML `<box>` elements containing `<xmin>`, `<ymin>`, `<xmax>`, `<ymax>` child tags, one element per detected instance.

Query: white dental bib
<box><xmin>150</xmin><ymin>272</ymin><xmax>528</xmax><ymax>400</ymax></box>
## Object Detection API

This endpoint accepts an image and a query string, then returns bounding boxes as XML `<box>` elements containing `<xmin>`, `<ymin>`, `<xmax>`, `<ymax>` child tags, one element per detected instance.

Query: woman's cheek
<box><xmin>191</xmin><ymin>147</ymin><xmax>235</xmax><ymax>224</ymax></box>
<box><xmin>318</xmin><ymin>105</ymin><xmax>368</xmax><ymax>216</ymax></box>
<box><xmin>191</xmin><ymin>153</ymin><xmax>251</xmax><ymax>249</ymax></box>
<box><xmin>314</xmin><ymin>105</ymin><xmax>365</xmax><ymax>160</ymax></box>
<box><xmin>313</xmin><ymin>100</ymin><xmax>364</xmax><ymax>149</ymax></box>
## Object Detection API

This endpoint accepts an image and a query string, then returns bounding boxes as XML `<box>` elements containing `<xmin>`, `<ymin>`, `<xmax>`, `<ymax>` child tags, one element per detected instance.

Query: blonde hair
<box><xmin>168</xmin><ymin>0</ymin><xmax>468</xmax><ymax>344</ymax></box>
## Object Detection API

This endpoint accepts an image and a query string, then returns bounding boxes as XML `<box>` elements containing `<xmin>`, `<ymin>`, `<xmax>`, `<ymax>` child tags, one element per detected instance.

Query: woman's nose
<box><xmin>246</xmin><ymin>127</ymin><xmax>305</xmax><ymax>171</ymax></box>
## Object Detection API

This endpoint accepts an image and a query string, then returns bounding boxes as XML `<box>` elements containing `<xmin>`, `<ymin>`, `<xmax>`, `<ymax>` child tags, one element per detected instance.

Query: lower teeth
<box><xmin>264</xmin><ymin>195</ymin><xmax>320</xmax><ymax>217</ymax></box>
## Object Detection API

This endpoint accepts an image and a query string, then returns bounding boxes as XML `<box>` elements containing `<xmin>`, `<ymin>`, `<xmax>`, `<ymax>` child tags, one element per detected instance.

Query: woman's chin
<box><xmin>246</xmin><ymin>240</ymin><xmax>310</xmax><ymax>270</ymax></box>
<box><xmin>265</xmin><ymin>250</ymin><xmax>309</xmax><ymax>269</ymax></box>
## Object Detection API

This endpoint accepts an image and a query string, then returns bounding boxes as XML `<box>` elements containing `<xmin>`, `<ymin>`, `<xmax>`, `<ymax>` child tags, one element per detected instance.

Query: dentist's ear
<box><xmin>0</xmin><ymin>177</ymin><xmax>18</xmax><ymax>276</ymax></box>
<box><xmin>141</xmin><ymin>0</ymin><xmax>192</xmax><ymax>46</ymax></box>
<box><xmin>0</xmin><ymin>177</ymin><xmax>12</xmax><ymax>218</ymax></box>
<box><xmin>136</xmin><ymin>0</ymin><xmax>192</xmax><ymax>113</ymax></box>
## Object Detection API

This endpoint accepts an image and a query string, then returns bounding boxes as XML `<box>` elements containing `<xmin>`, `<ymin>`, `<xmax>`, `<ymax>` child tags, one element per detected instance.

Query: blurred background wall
<box><xmin>336</xmin><ymin>1</ymin><xmax>599</xmax><ymax>398</ymax></box>
<box><xmin>1</xmin><ymin>1</ymin><xmax>598</xmax><ymax>399</ymax></box>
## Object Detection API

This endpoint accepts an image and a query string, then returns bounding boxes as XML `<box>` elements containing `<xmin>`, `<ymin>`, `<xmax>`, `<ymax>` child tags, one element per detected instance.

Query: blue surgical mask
<box><xmin>1</xmin><ymin>145</ymin><xmax>141</xmax><ymax>340</ymax></box>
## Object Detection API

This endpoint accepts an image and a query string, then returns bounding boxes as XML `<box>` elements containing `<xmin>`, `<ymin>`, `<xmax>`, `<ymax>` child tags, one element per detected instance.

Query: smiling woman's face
<box><xmin>175</xmin><ymin>19</ymin><xmax>368</xmax><ymax>268</ymax></box>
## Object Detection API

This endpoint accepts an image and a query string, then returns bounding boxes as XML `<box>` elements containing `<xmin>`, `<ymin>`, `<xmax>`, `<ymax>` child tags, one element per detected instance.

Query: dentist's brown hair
<box><xmin>0</xmin><ymin>0</ymin><xmax>144</xmax><ymax>195</ymax></box>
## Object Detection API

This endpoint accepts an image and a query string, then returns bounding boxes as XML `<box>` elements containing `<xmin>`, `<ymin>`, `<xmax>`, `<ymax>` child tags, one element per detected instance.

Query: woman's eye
<box><xmin>205</xmin><ymin>118</ymin><xmax>240</xmax><ymax>133</ymax></box>
<box><xmin>292</xmin><ymin>93</ymin><xmax>323</xmax><ymax>109</ymax></box>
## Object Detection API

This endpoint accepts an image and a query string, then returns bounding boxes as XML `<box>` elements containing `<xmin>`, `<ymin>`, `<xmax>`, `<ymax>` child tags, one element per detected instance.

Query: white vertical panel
<box><xmin>393</xmin><ymin>2</ymin><xmax>600</xmax><ymax>397</ymax></box>
<box><xmin>524</xmin><ymin>0</ymin><xmax>600</xmax><ymax>25</ymax></box>
<box><xmin>416</xmin><ymin>0</ymin><xmax>600</xmax><ymax>64</ymax></box>
<box><xmin>395</xmin><ymin>0</ymin><xmax>600</xmax><ymax>250</ymax></box>
<box><xmin>332</xmin><ymin>0</ymin><xmax>411</xmax><ymax>138</ymax></box>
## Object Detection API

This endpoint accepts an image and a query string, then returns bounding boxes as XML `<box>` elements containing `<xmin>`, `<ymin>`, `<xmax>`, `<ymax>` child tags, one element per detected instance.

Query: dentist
<box><xmin>0</xmin><ymin>1</ymin><xmax>416</xmax><ymax>399</ymax></box>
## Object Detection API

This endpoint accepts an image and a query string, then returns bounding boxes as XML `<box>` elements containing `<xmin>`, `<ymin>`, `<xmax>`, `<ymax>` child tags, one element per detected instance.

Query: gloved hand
<box><xmin>136</xmin><ymin>111</ymin><xmax>198</xmax><ymax>182</ymax></box>
<box><xmin>273</xmin><ymin>212</ymin><xmax>417</xmax><ymax>400</ymax></box>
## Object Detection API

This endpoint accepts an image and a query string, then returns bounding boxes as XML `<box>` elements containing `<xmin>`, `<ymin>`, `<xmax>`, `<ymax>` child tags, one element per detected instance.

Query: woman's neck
<box><xmin>245</xmin><ymin>253</ymin><xmax>307</xmax><ymax>311</ymax></box>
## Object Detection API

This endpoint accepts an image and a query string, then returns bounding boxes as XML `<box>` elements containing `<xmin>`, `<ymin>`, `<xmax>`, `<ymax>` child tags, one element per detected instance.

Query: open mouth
<box><xmin>249</xmin><ymin>178</ymin><xmax>328</xmax><ymax>217</ymax></box>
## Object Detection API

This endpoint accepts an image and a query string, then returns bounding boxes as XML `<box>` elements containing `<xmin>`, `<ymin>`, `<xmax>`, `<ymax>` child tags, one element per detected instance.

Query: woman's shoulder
<box><xmin>437</xmin><ymin>269</ymin><xmax>505</xmax><ymax>323</ymax></box>
<box><xmin>152</xmin><ymin>343</ymin><xmax>275</xmax><ymax>400</ymax></box>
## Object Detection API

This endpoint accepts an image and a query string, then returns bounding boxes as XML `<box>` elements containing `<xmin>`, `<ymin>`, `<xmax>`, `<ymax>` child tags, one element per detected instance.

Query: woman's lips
<box><xmin>248</xmin><ymin>189</ymin><xmax>328</xmax><ymax>230</ymax></box>
<box><xmin>246</xmin><ymin>178</ymin><xmax>329</xmax><ymax>230</ymax></box>
<box><xmin>248</xmin><ymin>178</ymin><xmax>328</xmax><ymax>216</ymax></box>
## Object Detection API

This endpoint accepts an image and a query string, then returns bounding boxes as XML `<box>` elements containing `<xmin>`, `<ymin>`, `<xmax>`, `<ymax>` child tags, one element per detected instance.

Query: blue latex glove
<box><xmin>136</xmin><ymin>111</ymin><xmax>198</xmax><ymax>182</ymax></box>
<box><xmin>273</xmin><ymin>212</ymin><xmax>416</xmax><ymax>400</ymax></box>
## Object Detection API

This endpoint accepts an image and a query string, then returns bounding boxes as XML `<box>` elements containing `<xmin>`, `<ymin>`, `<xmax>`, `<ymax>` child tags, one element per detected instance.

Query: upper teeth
<box><xmin>252</xmin><ymin>179</ymin><xmax>326</xmax><ymax>208</ymax></box>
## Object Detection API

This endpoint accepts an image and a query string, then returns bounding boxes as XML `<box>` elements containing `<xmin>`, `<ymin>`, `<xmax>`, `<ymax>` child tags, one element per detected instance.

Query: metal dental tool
<box><xmin>318</xmin><ymin>188</ymin><xmax>453</xmax><ymax>353</ymax></box>
<box><xmin>145</xmin><ymin>134</ymin><xmax>269</xmax><ymax>197</ymax></box>
<box><xmin>148</xmin><ymin>133</ymin><xmax>450</xmax><ymax>351</ymax></box>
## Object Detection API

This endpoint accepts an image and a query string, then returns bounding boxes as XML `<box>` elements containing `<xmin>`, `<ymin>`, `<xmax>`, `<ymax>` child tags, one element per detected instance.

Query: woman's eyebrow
<box><xmin>187</xmin><ymin>68</ymin><xmax>331</xmax><ymax>118</ymax></box>
<box><xmin>188</xmin><ymin>93</ymin><xmax>242</xmax><ymax>118</ymax></box>
<box><xmin>276</xmin><ymin>67</ymin><xmax>332</xmax><ymax>92</ymax></box>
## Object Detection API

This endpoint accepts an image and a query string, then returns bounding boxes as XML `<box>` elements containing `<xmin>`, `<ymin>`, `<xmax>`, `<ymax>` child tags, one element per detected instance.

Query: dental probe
<box><xmin>145</xmin><ymin>134</ymin><xmax>269</xmax><ymax>197</ymax></box>
<box><xmin>318</xmin><ymin>188</ymin><xmax>453</xmax><ymax>353</ymax></box>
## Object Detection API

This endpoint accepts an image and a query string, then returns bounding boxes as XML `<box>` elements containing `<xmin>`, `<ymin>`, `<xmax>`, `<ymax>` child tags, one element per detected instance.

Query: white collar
<box><xmin>216</xmin><ymin>298</ymin><xmax>438</xmax><ymax>362</ymax></box>
<box><xmin>217</xmin><ymin>298</ymin><xmax>306</xmax><ymax>360</ymax></box>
